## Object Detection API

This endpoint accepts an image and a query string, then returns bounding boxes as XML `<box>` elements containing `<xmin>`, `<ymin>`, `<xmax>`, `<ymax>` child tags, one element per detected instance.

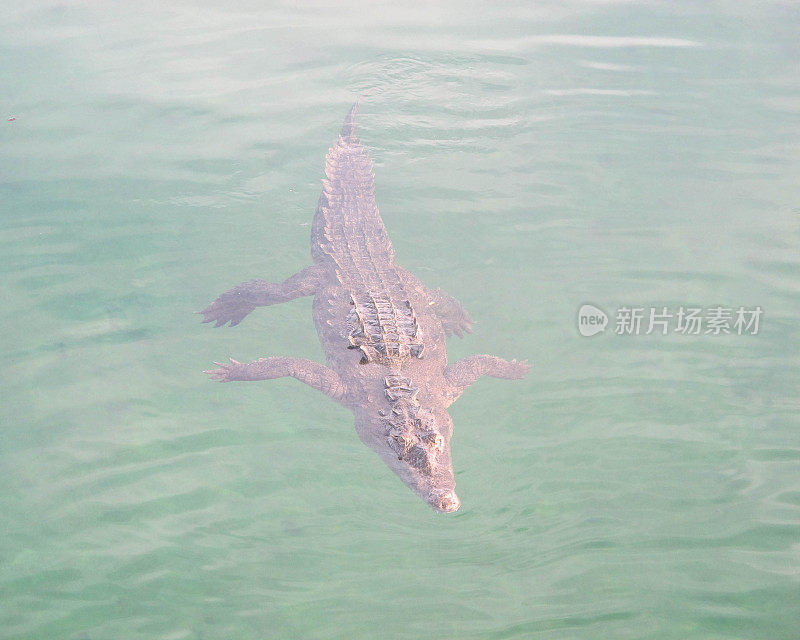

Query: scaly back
<box><xmin>311</xmin><ymin>101</ymin><xmax>423</xmax><ymax>366</ymax></box>
<box><xmin>311</xmin><ymin>99</ymin><xmax>394</xmax><ymax>266</ymax></box>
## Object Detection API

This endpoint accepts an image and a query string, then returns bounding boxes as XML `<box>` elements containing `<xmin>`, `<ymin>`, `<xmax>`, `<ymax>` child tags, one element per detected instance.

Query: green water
<box><xmin>2</xmin><ymin>2</ymin><xmax>799</xmax><ymax>638</ymax></box>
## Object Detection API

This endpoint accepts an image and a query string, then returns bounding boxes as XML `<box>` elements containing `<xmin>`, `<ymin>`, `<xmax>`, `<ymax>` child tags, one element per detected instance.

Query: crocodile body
<box><xmin>201</xmin><ymin>101</ymin><xmax>529</xmax><ymax>513</ymax></box>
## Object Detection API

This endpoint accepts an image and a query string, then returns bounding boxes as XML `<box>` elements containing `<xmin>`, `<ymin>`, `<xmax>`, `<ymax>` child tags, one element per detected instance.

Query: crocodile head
<box><xmin>354</xmin><ymin>404</ymin><xmax>460</xmax><ymax>513</ymax></box>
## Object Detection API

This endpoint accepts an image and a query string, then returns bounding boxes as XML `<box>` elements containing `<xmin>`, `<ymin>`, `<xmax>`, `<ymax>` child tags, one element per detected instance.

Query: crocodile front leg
<box><xmin>199</xmin><ymin>264</ymin><xmax>326</xmax><ymax>327</ymax></box>
<box><xmin>205</xmin><ymin>356</ymin><xmax>347</xmax><ymax>403</ymax></box>
<box><xmin>444</xmin><ymin>355</ymin><xmax>530</xmax><ymax>405</ymax></box>
<box><xmin>427</xmin><ymin>288</ymin><xmax>474</xmax><ymax>337</ymax></box>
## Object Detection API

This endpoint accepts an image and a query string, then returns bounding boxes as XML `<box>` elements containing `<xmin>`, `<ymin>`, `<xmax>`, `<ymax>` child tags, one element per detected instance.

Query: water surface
<box><xmin>1</xmin><ymin>2</ymin><xmax>799</xmax><ymax>638</ymax></box>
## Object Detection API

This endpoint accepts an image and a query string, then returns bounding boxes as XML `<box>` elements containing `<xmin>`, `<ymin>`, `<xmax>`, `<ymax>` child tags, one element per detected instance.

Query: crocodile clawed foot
<box><xmin>204</xmin><ymin>358</ymin><xmax>242</xmax><ymax>382</ymax></box>
<box><xmin>198</xmin><ymin>291</ymin><xmax>257</xmax><ymax>328</ymax></box>
<box><xmin>506</xmin><ymin>358</ymin><xmax>532</xmax><ymax>379</ymax></box>
<box><xmin>445</xmin><ymin>315</ymin><xmax>474</xmax><ymax>338</ymax></box>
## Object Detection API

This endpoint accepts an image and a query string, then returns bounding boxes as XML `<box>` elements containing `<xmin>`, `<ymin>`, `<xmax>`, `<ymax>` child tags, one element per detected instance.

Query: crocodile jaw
<box><xmin>354</xmin><ymin>409</ymin><xmax>460</xmax><ymax>513</ymax></box>
<box><xmin>393</xmin><ymin>461</ymin><xmax>460</xmax><ymax>514</ymax></box>
<box><xmin>380</xmin><ymin>443</ymin><xmax>460</xmax><ymax>514</ymax></box>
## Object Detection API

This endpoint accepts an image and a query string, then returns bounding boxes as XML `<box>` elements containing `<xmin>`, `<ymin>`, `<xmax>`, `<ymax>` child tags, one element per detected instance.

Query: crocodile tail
<box><xmin>340</xmin><ymin>97</ymin><xmax>362</xmax><ymax>141</ymax></box>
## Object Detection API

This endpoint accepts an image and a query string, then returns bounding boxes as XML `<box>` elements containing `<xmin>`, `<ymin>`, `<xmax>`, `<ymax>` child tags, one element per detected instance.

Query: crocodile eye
<box><xmin>386</xmin><ymin>429</ymin><xmax>413</xmax><ymax>458</ymax></box>
<box><xmin>422</xmin><ymin>431</ymin><xmax>444</xmax><ymax>452</ymax></box>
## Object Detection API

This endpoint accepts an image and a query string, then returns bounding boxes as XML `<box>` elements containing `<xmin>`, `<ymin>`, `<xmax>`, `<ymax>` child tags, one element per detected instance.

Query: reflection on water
<box><xmin>1</xmin><ymin>1</ymin><xmax>799</xmax><ymax>639</ymax></box>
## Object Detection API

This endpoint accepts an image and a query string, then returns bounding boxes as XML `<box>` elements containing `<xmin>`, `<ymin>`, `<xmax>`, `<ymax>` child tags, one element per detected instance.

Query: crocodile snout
<box><xmin>429</xmin><ymin>490</ymin><xmax>460</xmax><ymax>513</ymax></box>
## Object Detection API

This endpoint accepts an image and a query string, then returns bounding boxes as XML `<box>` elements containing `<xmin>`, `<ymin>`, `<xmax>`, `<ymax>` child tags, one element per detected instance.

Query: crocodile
<box><xmin>201</xmin><ymin>100</ymin><xmax>530</xmax><ymax>513</ymax></box>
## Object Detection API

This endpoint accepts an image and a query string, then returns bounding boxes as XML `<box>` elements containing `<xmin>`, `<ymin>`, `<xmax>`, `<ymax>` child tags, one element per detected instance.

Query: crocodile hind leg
<box><xmin>199</xmin><ymin>264</ymin><xmax>326</xmax><ymax>327</ymax></box>
<box><xmin>444</xmin><ymin>355</ymin><xmax>530</xmax><ymax>405</ymax></box>
<box><xmin>394</xmin><ymin>266</ymin><xmax>473</xmax><ymax>338</ymax></box>
<box><xmin>427</xmin><ymin>287</ymin><xmax>474</xmax><ymax>337</ymax></box>
<box><xmin>205</xmin><ymin>356</ymin><xmax>347</xmax><ymax>403</ymax></box>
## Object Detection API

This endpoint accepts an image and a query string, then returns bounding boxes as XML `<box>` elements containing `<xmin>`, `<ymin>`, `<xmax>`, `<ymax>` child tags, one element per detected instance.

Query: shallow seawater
<box><xmin>1</xmin><ymin>2</ymin><xmax>799</xmax><ymax>638</ymax></box>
